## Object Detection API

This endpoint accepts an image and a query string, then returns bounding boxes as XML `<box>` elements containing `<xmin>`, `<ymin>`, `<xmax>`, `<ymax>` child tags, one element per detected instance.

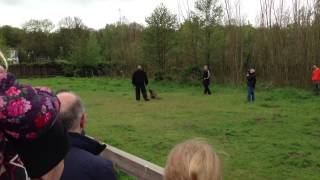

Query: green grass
<box><xmin>21</xmin><ymin>77</ymin><xmax>320</xmax><ymax>180</ymax></box>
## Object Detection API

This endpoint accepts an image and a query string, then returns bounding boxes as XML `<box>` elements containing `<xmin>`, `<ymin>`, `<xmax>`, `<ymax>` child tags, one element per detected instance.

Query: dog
<box><xmin>149</xmin><ymin>89</ymin><xmax>161</xmax><ymax>100</ymax></box>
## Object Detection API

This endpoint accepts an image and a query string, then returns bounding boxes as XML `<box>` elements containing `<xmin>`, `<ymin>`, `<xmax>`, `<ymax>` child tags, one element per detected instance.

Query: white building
<box><xmin>7</xmin><ymin>49</ymin><xmax>19</xmax><ymax>64</ymax></box>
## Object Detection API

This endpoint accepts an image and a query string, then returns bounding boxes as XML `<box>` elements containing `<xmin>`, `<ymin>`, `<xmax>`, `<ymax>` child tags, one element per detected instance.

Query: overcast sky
<box><xmin>0</xmin><ymin>0</ymin><xmax>261</xmax><ymax>29</ymax></box>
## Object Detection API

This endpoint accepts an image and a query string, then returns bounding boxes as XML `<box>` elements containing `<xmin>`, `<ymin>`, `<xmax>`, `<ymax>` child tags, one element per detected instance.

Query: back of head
<box><xmin>250</xmin><ymin>68</ymin><xmax>255</xmax><ymax>74</ymax></box>
<box><xmin>313</xmin><ymin>65</ymin><xmax>318</xmax><ymax>70</ymax></box>
<box><xmin>56</xmin><ymin>92</ymin><xmax>85</xmax><ymax>132</ymax></box>
<box><xmin>164</xmin><ymin>139</ymin><xmax>221</xmax><ymax>180</ymax></box>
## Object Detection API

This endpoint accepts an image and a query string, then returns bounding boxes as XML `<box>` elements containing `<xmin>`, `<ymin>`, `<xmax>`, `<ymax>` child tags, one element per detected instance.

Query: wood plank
<box><xmin>101</xmin><ymin>144</ymin><xmax>164</xmax><ymax>180</ymax></box>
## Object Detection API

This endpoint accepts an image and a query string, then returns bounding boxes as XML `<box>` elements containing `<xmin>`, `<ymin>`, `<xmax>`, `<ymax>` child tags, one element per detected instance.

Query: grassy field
<box><xmin>22</xmin><ymin>77</ymin><xmax>320</xmax><ymax>180</ymax></box>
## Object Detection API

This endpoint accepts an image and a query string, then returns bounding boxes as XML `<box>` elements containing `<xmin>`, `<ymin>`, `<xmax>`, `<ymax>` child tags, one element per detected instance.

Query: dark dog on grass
<box><xmin>149</xmin><ymin>89</ymin><xmax>161</xmax><ymax>100</ymax></box>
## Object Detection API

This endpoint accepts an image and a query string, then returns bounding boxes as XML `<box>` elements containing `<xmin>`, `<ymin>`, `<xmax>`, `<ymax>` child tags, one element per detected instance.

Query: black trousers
<box><xmin>203</xmin><ymin>80</ymin><xmax>211</xmax><ymax>95</ymax></box>
<box><xmin>314</xmin><ymin>82</ymin><xmax>320</xmax><ymax>95</ymax></box>
<box><xmin>247</xmin><ymin>86</ymin><xmax>255</xmax><ymax>102</ymax></box>
<box><xmin>135</xmin><ymin>84</ymin><xmax>148</xmax><ymax>100</ymax></box>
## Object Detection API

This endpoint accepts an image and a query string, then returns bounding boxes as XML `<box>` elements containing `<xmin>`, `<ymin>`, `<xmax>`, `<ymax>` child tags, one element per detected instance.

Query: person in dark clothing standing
<box><xmin>57</xmin><ymin>92</ymin><xmax>117</xmax><ymax>180</ymax></box>
<box><xmin>203</xmin><ymin>65</ymin><xmax>212</xmax><ymax>95</ymax></box>
<box><xmin>132</xmin><ymin>65</ymin><xmax>149</xmax><ymax>101</ymax></box>
<box><xmin>247</xmin><ymin>68</ymin><xmax>256</xmax><ymax>102</ymax></box>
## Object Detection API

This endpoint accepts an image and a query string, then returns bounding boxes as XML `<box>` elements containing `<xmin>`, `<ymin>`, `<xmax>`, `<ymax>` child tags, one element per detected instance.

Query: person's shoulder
<box><xmin>67</xmin><ymin>147</ymin><xmax>94</xmax><ymax>161</ymax></box>
<box><xmin>71</xmin><ymin>147</ymin><xmax>112</xmax><ymax>166</ymax></box>
<box><xmin>89</xmin><ymin>153</ymin><xmax>116</xmax><ymax>179</ymax></box>
<box><xmin>67</xmin><ymin>147</ymin><xmax>113</xmax><ymax>170</ymax></box>
<box><xmin>64</xmin><ymin>147</ymin><xmax>116</xmax><ymax>179</ymax></box>
<box><xmin>69</xmin><ymin>133</ymin><xmax>106</xmax><ymax>155</ymax></box>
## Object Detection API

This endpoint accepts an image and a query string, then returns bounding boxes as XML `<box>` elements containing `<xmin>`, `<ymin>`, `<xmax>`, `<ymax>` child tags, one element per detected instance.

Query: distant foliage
<box><xmin>22</xmin><ymin>19</ymin><xmax>55</xmax><ymax>33</ymax></box>
<box><xmin>181</xmin><ymin>65</ymin><xmax>203</xmax><ymax>83</ymax></box>
<box><xmin>0</xmin><ymin>2</ymin><xmax>320</xmax><ymax>87</ymax></box>
<box><xmin>58</xmin><ymin>17</ymin><xmax>87</xmax><ymax>29</ymax></box>
<box><xmin>143</xmin><ymin>3</ymin><xmax>178</xmax><ymax>76</ymax></box>
<box><xmin>67</xmin><ymin>33</ymin><xmax>103</xmax><ymax>76</ymax></box>
<box><xmin>0</xmin><ymin>34</ymin><xmax>6</xmax><ymax>52</ymax></box>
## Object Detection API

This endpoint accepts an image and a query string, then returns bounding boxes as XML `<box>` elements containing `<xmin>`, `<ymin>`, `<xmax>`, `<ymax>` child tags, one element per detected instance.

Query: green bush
<box><xmin>180</xmin><ymin>65</ymin><xmax>202</xmax><ymax>83</ymax></box>
<box><xmin>154</xmin><ymin>71</ymin><xmax>165</xmax><ymax>81</ymax></box>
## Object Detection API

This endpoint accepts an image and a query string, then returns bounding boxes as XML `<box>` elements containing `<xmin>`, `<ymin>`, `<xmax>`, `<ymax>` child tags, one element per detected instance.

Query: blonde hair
<box><xmin>164</xmin><ymin>139</ymin><xmax>221</xmax><ymax>180</ymax></box>
<box><xmin>0</xmin><ymin>50</ymin><xmax>8</xmax><ymax>71</ymax></box>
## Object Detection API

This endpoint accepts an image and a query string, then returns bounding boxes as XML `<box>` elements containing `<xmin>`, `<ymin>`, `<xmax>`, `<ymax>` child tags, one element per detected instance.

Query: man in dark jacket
<box><xmin>203</xmin><ymin>65</ymin><xmax>212</xmax><ymax>95</ymax></box>
<box><xmin>247</xmin><ymin>68</ymin><xmax>256</xmax><ymax>102</ymax></box>
<box><xmin>57</xmin><ymin>91</ymin><xmax>117</xmax><ymax>180</ymax></box>
<box><xmin>132</xmin><ymin>65</ymin><xmax>149</xmax><ymax>101</ymax></box>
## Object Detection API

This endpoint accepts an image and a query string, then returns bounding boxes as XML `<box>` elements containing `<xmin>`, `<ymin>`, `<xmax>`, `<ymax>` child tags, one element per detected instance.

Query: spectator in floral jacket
<box><xmin>0</xmin><ymin>71</ymin><xmax>69</xmax><ymax>180</ymax></box>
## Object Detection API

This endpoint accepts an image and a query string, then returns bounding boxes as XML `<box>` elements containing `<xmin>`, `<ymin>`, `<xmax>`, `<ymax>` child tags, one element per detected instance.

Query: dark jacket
<box><xmin>132</xmin><ymin>69</ymin><xmax>148</xmax><ymax>85</ymax></box>
<box><xmin>203</xmin><ymin>70</ymin><xmax>211</xmax><ymax>84</ymax></box>
<box><xmin>61</xmin><ymin>133</ymin><xmax>117</xmax><ymax>180</ymax></box>
<box><xmin>247</xmin><ymin>73</ymin><xmax>256</xmax><ymax>88</ymax></box>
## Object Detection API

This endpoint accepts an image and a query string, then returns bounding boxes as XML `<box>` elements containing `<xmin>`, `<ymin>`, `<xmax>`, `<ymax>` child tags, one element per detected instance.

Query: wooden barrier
<box><xmin>101</xmin><ymin>144</ymin><xmax>164</xmax><ymax>180</ymax></box>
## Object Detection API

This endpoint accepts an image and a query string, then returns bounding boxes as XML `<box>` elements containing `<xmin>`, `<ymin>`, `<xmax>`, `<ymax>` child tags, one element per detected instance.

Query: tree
<box><xmin>314</xmin><ymin>0</ymin><xmax>320</xmax><ymax>24</ymax></box>
<box><xmin>195</xmin><ymin>0</ymin><xmax>223</xmax><ymax>64</ymax></box>
<box><xmin>20</xmin><ymin>19</ymin><xmax>56</xmax><ymax>61</ymax></box>
<box><xmin>144</xmin><ymin>3</ymin><xmax>178</xmax><ymax>75</ymax></box>
<box><xmin>67</xmin><ymin>33</ymin><xmax>103</xmax><ymax>76</ymax></box>
<box><xmin>0</xmin><ymin>26</ymin><xmax>24</xmax><ymax>48</ymax></box>
<box><xmin>85</xmin><ymin>33</ymin><xmax>103</xmax><ymax>66</ymax></box>
<box><xmin>22</xmin><ymin>19</ymin><xmax>55</xmax><ymax>33</ymax></box>
<box><xmin>178</xmin><ymin>14</ymin><xmax>203</xmax><ymax>65</ymax></box>
<box><xmin>0</xmin><ymin>34</ymin><xmax>7</xmax><ymax>59</ymax></box>
<box><xmin>58</xmin><ymin>16</ymin><xmax>87</xmax><ymax>29</ymax></box>
<box><xmin>99</xmin><ymin>22</ymin><xmax>144</xmax><ymax>74</ymax></box>
<box><xmin>55</xmin><ymin>17</ymin><xmax>89</xmax><ymax>58</ymax></box>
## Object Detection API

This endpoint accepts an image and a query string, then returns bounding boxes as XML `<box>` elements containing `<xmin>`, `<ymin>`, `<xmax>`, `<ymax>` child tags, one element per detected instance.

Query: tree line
<box><xmin>0</xmin><ymin>0</ymin><xmax>320</xmax><ymax>88</ymax></box>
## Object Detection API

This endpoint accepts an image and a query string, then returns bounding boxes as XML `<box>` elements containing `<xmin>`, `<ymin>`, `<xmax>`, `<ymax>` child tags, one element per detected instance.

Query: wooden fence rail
<box><xmin>101</xmin><ymin>144</ymin><xmax>164</xmax><ymax>180</ymax></box>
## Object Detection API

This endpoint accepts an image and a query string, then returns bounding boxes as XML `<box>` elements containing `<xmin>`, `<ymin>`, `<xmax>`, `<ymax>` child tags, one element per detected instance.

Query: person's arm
<box><xmin>91</xmin><ymin>159</ymin><xmax>117</xmax><ymax>180</ymax></box>
<box><xmin>132</xmin><ymin>72</ymin><xmax>135</xmax><ymax>85</ymax></box>
<box><xmin>207</xmin><ymin>70</ymin><xmax>211</xmax><ymax>80</ymax></box>
<box><xmin>145</xmin><ymin>72</ymin><xmax>149</xmax><ymax>85</ymax></box>
<box><xmin>203</xmin><ymin>71</ymin><xmax>207</xmax><ymax>80</ymax></box>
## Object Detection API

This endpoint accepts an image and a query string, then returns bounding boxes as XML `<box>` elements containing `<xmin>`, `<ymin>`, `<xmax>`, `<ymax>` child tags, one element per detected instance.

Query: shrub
<box><xmin>180</xmin><ymin>65</ymin><xmax>202</xmax><ymax>83</ymax></box>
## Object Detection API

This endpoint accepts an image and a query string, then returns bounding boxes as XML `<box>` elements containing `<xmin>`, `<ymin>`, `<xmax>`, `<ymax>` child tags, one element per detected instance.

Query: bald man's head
<box><xmin>57</xmin><ymin>92</ymin><xmax>85</xmax><ymax>132</ymax></box>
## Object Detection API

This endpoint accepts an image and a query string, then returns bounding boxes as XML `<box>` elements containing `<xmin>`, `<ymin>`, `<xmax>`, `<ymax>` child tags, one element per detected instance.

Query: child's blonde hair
<box><xmin>164</xmin><ymin>139</ymin><xmax>221</xmax><ymax>180</ymax></box>
<box><xmin>0</xmin><ymin>50</ymin><xmax>8</xmax><ymax>71</ymax></box>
